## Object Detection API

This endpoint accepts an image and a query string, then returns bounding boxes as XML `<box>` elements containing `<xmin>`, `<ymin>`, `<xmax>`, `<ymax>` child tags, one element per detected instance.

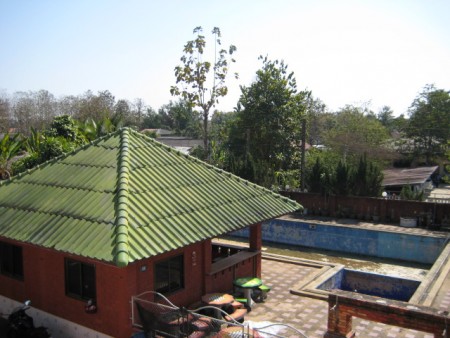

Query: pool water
<box><xmin>263</xmin><ymin>241</ymin><xmax>430</xmax><ymax>280</ymax></box>
<box><xmin>218</xmin><ymin>236</ymin><xmax>430</xmax><ymax>281</ymax></box>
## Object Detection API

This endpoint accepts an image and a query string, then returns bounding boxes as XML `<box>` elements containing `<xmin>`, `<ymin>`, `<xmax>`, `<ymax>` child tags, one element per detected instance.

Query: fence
<box><xmin>281</xmin><ymin>191</ymin><xmax>450</xmax><ymax>227</ymax></box>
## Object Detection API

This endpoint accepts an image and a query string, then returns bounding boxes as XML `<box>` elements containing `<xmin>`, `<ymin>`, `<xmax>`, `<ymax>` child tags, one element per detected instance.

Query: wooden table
<box><xmin>233</xmin><ymin>277</ymin><xmax>263</xmax><ymax>307</ymax></box>
<box><xmin>201</xmin><ymin>293</ymin><xmax>234</xmax><ymax>318</ymax></box>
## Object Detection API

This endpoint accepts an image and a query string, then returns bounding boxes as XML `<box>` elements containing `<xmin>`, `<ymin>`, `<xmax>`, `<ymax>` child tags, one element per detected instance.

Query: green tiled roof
<box><xmin>0</xmin><ymin>129</ymin><xmax>301</xmax><ymax>267</ymax></box>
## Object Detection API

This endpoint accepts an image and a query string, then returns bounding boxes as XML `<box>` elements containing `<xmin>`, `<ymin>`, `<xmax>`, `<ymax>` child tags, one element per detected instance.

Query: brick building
<box><xmin>0</xmin><ymin>128</ymin><xmax>300</xmax><ymax>337</ymax></box>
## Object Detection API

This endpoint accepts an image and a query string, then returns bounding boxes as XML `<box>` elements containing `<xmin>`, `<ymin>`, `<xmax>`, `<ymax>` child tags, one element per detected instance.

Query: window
<box><xmin>0</xmin><ymin>241</ymin><xmax>23</xmax><ymax>279</ymax></box>
<box><xmin>65</xmin><ymin>259</ymin><xmax>96</xmax><ymax>301</ymax></box>
<box><xmin>154</xmin><ymin>255</ymin><xmax>184</xmax><ymax>294</ymax></box>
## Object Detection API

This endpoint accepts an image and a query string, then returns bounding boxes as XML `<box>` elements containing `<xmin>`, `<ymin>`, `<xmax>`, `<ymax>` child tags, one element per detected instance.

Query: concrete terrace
<box><xmin>240</xmin><ymin>218</ymin><xmax>450</xmax><ymax>338</ymax></box>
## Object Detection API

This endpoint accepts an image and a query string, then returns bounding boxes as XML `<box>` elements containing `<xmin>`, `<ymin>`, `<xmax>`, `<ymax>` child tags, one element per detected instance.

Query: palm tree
<box><xmin>0</xmin><ymin>132</ymin><xmax>23</xmax><ymax>179</ymax></box>
<box><xmin>78</xmin><ymin>117</ymin><xmax>121</xmax><ymax>142</ymax></box>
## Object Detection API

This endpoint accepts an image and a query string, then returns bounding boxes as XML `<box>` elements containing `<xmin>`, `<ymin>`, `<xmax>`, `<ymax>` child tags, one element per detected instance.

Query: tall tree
<box><xmin>141</xmin><ymin>107</ymin><xmax>161</xmax><ymax>129</ymax></box>
<box><xmin>323</xmin><ymin>105</ymin><xmax>390</xmax><ymax>164</ymax></box>
<box><xmin>76</xmin><ymin>90</ymin><xmax>115</xmax><ymax>122</ymax></box>
<box><xmin>0</xmin><ymin>94</ymin><xmax>10</xmax><ymax>133</ymax></box>
<box><xmin>233</xmin><ymin>56</ymin><xmax>309</xmax><ymax>186</ymax></box>
<box><xmin>11</xmin><ymin>91</ymin><xmax>35</xmax><ymax>134</ymax></box>
<box><xmin>114</xmin><ymin>99</ymin><xmax>132</xmax><ymax>126</ymax></box>
<box><xmin>305</xmin><ymin>96</ymin><xmax>328</xmax><ymax>146</ymax></box>
<box><xmin>170</xmin><ymin>26</ymin><xmax>237</xmax><ymax>153</ymax></box>
<box><xmin>351</xmin><ymin>154</ymin><xmax>383</xmax><ymax>197</ymax></box>
<box><xmin>377</xmin><ymin>105</ymin><xmax>395</xmax><ymax>133</ymax></box>
<box><xmin>133</xmin><ymin>98</ymin><xmax>146</xmax><ymax>129</ymax></box>
<box><xmin>407</xmin><ymin>84</ymin><xmax>450</xmax><ymax>164</ymax></box>
<box><xmin>158</xmin><ymin>100</ymin><xmax>201</xmax><ymax>137</ymax></box>
<box><xmin>34</xmin><ymin>89</ymin><xmax>57</xmax><ymax>128</ymax></box>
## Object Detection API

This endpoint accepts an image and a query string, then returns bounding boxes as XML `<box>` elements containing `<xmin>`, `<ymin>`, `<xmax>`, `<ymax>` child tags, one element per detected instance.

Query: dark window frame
<box><xmin>0</xmin><ymin>241</ymin><xmax>24</xmax><ymax>280</ymax></box>
<box><xmin>154</xmin><ymin>254</ymin><xmax>184</xmax><ymax>294</ymax></box>
<box><xmin>64</xmin><ymin>258</ymin><xmax>96</xmax><ymax>301</ymax></box>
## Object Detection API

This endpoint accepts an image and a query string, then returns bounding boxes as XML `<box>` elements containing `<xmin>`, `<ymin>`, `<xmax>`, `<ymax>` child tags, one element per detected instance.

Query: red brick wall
<box><xmin>0</xmin><ymin>241</ymin><xmax>134</xmax><ymax>337</ymax></box>
<box><xmin>325</xmin><ymin>291</ymin><xmax>449</xmax><ymax>337</ymax></box>
<box><xmin>0</xmin><ymin>239</ymin><xmax>211</xmax><ymax>338</ymax></box>
<box><xmin>1</xmin><ymin>237</ymin><xmax>261</xmax><ymax>337</ymax></box>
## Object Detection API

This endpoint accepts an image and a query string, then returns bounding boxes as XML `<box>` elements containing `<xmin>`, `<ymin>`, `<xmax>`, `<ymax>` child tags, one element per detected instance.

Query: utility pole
<box><xmin>300</xmin><ymin>118</ymin><xmax>306</xmax><ymax>191</ymax></box>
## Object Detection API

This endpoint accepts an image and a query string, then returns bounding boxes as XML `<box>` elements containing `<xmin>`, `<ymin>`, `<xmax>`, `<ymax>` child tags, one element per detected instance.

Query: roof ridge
<box><xmin>113</xmin><ymin>128</ymin><xmax>132</xmax><ymax>267</ymax></box>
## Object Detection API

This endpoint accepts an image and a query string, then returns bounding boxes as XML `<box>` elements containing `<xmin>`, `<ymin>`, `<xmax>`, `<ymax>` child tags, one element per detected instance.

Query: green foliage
<box><xmin>142</xmin><ymin>130</ymin><xmax>158</xmax><ymax>138</ymax></box>
<box><xmin>38</xmin><ymin>136</ymin><xmax>71</xmax><ymax>161</ymax></box>
<box><xmin>365</xmin><ymin>160</ymin><xmax>384</xmax><ymax>197</ymax></box>
<box><xmin>77</xmin><ymin>116</ymin><xmax>120</xmax><ymax>142</ymax></box>
<box><xmin>12</xmin><ymin>115</ymin><xmax>90</xmax><ymax>176</ymax></box>
<box><xmin>407</xmin><ymin>84</ymin><xmax>450</xmax><ymax>164</ymax></box>
<box><xmin>190</xmin><ymin>146</ymin><xmax>208</xmax><ymax>161</ymax></box>
<box><xmin>308</xmin><ymin>158</ymin><xmax>323</xmax><ymax>193</ymax></box>
<box><xmin>210</xmin><ymin>140</ymin><xmax>228</xmax><ymax>169</ymax></box>
<box><xmin>351</xmin><ymin>154</ymin><xmax>383</xmax><ymax>197</ymax></box>
<box><xmin>77</xmin><ymin>119</ymin><xmax>98</xmax><ymax>142</ymax></box>
<box><xmin>11</xmin><ymin>152</ymin><xmax>40</xmax><ymax>174</ymax></box>
<box><xmin>158</xmin><ymin>100</ymin><xmax>201</xmax><ymax>137</ymax></box>
<box><xmin>142</xmin><ymin>107</ymin><xmax>162</xmax><ymax>129</ymax></box>
<box><xmin>46</xmin><ymin>115</ymin><xmax>85</xmax><ymax>144</ymax></box>
<box><xmin>334</xmin><ymin>160</ymin><xmax>350</xmax><ymax>195</ymax></box>
<box><xmin>399</xmin><ymin>185</ymin><xmax>424</xmax><ymax>201</ymax></box>
<box><xmin>444</xmin><ymin>141</ymin><xmax>450</xmax><ymax>184</ymax></box>
<box><xmin>171</xmin><ymin>26</ymin><xmax>237</xmax><ymax>152</ymax></box>
<box><xmin>273</xmin><ymin>169</ymin><xmax>300</xmax><ymax>191</ymax></box>
<box><xmin>25</xmin><ymin>127</ymin><xmax>43</xmax><ymax>153</ymax></box>
<box><xmin>377</xmin><ymin>106</ymin><xmax>395</xmax><ymax>132</ymax></box>
<box><xmin>0</xmin><ymin>132</ymin><xmax>23</xmax><ymax>179</ymax></box>
<box><xmin>13</xmin><ymin>136</ymin><xmax>76</xmax><ymax>176</ymax></box>
<box><xmin>305</xmin><ymin>152</ymin><xmax>383</xmax><ymax>197</ymax></box>
<box><xmin>323</xmin><ymin>105</ymin><xmax>390</xmax><ymax>164</ymax></box>
<box><xmin>230</xmin><ymin>56</ymin><xmax>309</xmax><ymax>187</ymax></box>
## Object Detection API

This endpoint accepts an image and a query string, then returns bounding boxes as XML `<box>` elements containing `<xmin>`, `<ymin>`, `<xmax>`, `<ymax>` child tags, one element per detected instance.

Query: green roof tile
<box><xmin>0</xmin><ymin>128</ymin><xmax>302</xmax><ymax>266</ymax></box>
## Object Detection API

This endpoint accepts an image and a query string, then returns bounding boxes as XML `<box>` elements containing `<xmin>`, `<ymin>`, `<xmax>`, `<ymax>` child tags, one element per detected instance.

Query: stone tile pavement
<box><xmin>245</xmin><ymin>258</ymin><xmax>440</xmax><ymax>338</ymax></box>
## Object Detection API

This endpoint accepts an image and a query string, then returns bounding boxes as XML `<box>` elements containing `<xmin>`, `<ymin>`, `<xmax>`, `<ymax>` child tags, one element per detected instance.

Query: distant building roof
<box><xmin>382</xmin><ymin>166</ymin><xmax>439</xmax><ymax>187</ymax></box>
<box><xmin>0</xmin><ymin>128</ymin><xmax>301</xmax><ymax>267</ymax></box>
<box><xmin>156</xmin><ymin>137</ymin><xmax>203</xmax><ymax>149</ymax></box>
<box><xmin>140</xmin><ymin>128</ymin><xmax>173</xmax><ymax>136</ymax></box>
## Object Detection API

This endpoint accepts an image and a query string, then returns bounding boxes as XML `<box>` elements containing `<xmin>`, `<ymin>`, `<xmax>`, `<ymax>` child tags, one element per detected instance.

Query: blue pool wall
<box><xmin>317</xmin><ymin>269</ymin><xmax>421</xmax><ymax>302</ymax></box>
<box><xmin>232</xmin><ymin>218</ymin><xmax>446</xmax><ymax>264</ymax></box>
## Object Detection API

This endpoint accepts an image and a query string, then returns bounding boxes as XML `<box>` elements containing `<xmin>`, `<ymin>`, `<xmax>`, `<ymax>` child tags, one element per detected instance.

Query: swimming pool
<box><xmin>316</xmin><ymin>268</ymin><xmax>421</xmax><ymax>301</ymax></box>
<box><xmin>233</xmin><ymin>216</ymin><xmax>448</xmax><ymax>264</ymax></box>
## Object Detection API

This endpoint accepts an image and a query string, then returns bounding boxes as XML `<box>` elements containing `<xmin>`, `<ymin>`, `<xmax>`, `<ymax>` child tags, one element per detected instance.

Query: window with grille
<box><xmin>154</xmin><ymin>255</ymin><xmax>184</xmax><ymax>294</ymax></box>
<box><xmin>0</xmin><ymin>241</ymin><xmax>23</xmax><ymax>280</ymax></box>
<box><xmin>65</xmin><ymin>259</ymin><xmax>96</xmax><ymax>301</ymax></box>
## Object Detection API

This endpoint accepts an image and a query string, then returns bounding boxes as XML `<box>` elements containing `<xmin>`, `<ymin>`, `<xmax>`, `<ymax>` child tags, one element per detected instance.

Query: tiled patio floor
<box><xmin>245</xmin><ymin>258</ymin><xmax>441</xmax><ymax>338</ymax></box>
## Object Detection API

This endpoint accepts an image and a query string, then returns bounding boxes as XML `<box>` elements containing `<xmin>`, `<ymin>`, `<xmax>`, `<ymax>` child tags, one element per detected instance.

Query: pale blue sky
<box><xmin>1</xmin><ymin>0</ymin><xmax>449</xmax><ymax>116</ymax></box>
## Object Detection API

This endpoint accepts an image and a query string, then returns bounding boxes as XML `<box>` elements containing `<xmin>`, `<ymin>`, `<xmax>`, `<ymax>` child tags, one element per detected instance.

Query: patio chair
<box><xmin>136</xmin><ymin>302</ymin><xmax>182</xmax><ymax>337</ymax></box>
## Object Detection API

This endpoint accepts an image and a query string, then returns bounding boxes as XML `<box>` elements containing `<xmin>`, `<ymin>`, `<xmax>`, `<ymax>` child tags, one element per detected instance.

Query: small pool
<box><xmin>317</xmin><ymin>268</ymin><xmax>421</xmax><ymax>302</ymax></box>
